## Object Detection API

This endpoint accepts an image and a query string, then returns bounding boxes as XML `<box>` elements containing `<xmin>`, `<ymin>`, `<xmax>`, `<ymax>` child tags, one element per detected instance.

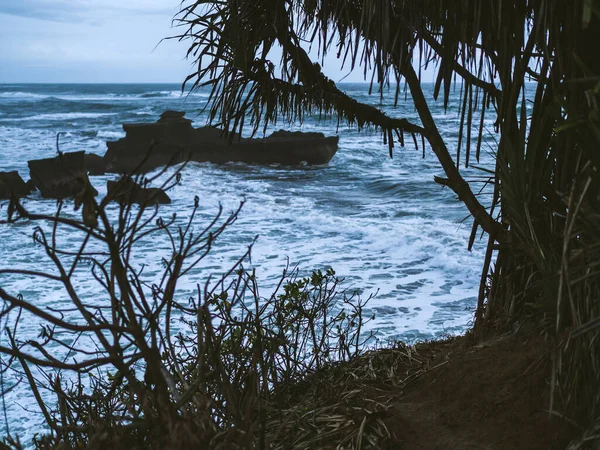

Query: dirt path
<box><xmin>383</xmin><ymin>335</ymin><xmax>572</xmax><ymax>449</ymax></box>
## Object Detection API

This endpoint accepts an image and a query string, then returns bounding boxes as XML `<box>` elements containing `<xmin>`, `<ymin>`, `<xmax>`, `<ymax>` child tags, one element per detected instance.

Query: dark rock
<box><xmin>28</xmin><ymin>151</ymin><xmax>98</xmax><ymax>199</ymax></box>
<box><xmin>158</xmin><ymin>110</ymin><xmax>188</xmax><ymax>122</ymax></box>
<box><xmin>84</xmin><ymin>153</ymin><xmax>106</xmax><ymax>175</ymax></box>
<box><xmin>25</xmin><ymin>179</ymin><xmax>36</xmax><ymax>193</ymax></box>
<box><xmin>0</xmin><ymin>171</ymin><xmax>34</xmax><ymax>199</ymax></box>
<box><xmin>266</xmin><ymin>130</ymin><xmax>326</xmax><ymax>140</ymax></box>
<box><xmin>103</xmin><ymin>112</ymin><xmax>338</xmax><ymax>174</ymax></box>
<box><xmin>107</xmin><ymin>177</ymin><xmax>171</xmax><ymax>206</ymax></box>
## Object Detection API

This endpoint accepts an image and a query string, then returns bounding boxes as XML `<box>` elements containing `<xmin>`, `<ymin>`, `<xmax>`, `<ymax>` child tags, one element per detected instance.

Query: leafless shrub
<box><xmin>0</xmin><ymin>168</ymin><xmax>375</xmax><ymax>449</ymax></box>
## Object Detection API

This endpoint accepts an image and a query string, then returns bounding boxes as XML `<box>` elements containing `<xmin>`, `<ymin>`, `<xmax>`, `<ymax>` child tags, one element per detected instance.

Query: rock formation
<box><xmin>103</xmin><ymin>111</ymin><xmax>338</xmax><ymax>174</ymax></box>
<box><xmin>28</xmin><ymin>151</ymin><xmax>98</xmax><ymax>199</ymax></box>
<box><xmin>0</xmin><ymin>171</ymin><xmax>35</xmax><ymax>199</ymax></box>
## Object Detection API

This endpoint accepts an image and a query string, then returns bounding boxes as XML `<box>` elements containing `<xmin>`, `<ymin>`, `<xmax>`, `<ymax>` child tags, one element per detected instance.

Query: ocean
<box><xmin>0</xmin><ymin>82</ymin><xmax>495</xmax><ymax>442</ymax></box>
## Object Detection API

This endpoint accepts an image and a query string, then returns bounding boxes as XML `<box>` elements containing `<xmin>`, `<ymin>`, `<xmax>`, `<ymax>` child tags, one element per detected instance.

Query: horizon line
<box><xmin>0</xmin><ymin>81</ymin><xmax>434</xmax><ymax>85</ymax></box>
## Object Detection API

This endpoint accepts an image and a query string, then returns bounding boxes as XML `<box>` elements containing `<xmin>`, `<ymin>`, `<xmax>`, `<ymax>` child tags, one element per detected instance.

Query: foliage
<box><xmin>0</xmin><ymin>0</ymin><xmax>597</xmax><ymax>447</ymax></box>
<box><xmin>173</xmin><ymin>0</ymin><xmax>600</xmax><ymax>445</ymax></box>
<box><xmin>0</xmin><ymin>172</ymin><xmax>377</xmax><ymax>449</ymax></box>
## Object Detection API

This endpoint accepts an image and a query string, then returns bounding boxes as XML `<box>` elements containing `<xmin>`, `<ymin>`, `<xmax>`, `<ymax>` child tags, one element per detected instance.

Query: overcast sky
<box><xmin>0</xmin><ymin>0</ymin><xmax>389</xmax><ymax>84</ymax></box>
<box><xmin>0</xmin><ymin>0</ymin><xmax>192</xmax><ymax>83</ymax></box>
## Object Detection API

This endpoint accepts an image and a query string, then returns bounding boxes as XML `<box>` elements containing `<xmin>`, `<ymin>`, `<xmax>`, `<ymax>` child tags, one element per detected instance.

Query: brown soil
<box><xmin>383</xmin><ymin>334</ymin><xmax>573</xmax><ymax>450</ymax></box>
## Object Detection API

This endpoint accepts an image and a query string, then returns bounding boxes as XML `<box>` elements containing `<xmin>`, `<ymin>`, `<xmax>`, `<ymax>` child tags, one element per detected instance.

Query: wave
<box><xmin>366</xmin><ymin>178</ymin><xmax>411</xmax><ymax>197</ymax></box>
<box><xmin>0</xmin><ymin>91</ymin><xmax>50</xmax><ymax>99</ymax></box>
<box><xmin>138</xmin><ymin>91</ymin><xmax>178</xmax><ymax>98</ymax></box>
<box><xmin>1</xmin><ymin>112</ymin><xmax>117</xmax><ymax>122</ymax></box>
<box><xmin>96</xmin><ymin>130</ymin><xmax>125</xmax><ymax>140</ymax></box>
<box><xmin>0</xmin><ymin>93</ymin><xmax>113</xmax><ymax>105</ymax></box>
<box><xmin>1</xmin><ymin>90</ymin><xmax>211</xmax><ymax>103</ymax></box>
<box><xmin>137</xmin><ymin>90</ymin><xmax>209</xmax><ymax>99</ymax></box>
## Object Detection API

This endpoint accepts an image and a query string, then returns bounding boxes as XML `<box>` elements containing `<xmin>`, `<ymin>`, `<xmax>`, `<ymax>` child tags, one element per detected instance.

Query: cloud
<box><xmin>0</xmin><ymin>0</ymin><xmax>178</xmax><ymax>23</ymax></box>
<box><xmin>0</xmin><ymin>2</ymin><xmax>191</xmax><ymax>83</ymax></box>
<box><xmin>0</xmin><ymin>0</ymin><xmax>81</xmax><ymax>22</ymax></box>
<box><xmin>0</xmin><ymin>0</ymin><xmax>387</xmax><ymax>83</ymax></box>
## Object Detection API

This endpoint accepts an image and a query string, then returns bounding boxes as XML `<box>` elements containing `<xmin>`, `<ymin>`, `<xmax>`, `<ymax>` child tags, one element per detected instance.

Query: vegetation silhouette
<box><xmin>0</xmin><ymin>165</ymin><xmax>379</xmax><ymax>448</ymax></box>
<box><xmin>172</xmin><ymin>0</ymin><xmax>599</xmax><ymax>446</ymax></box>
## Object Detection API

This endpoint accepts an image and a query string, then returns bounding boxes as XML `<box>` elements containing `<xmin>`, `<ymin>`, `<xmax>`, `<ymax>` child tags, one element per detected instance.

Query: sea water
<box><xmin>0</xmin><ymin>83</ymin><xmax>497</xmax><ymax>442</ymax></box>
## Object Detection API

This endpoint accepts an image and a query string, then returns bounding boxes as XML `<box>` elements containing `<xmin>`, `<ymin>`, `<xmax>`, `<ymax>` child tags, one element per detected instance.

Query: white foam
<box><xmin>1</xmin><ymin>112</ymin><xmax>117</xmax><ymax>121</ymax></box>
<box><xmin>0</xmin><ymin>84</ymin><xmax>498</xmax><ymax>446</ymax></box>
<box><xmin>0</xmin><ymin>91</ymin><xmax>49</xmax><ymax>99</ymax></box>
<box><xmin>0</xmin><ymin>90</ymin><xmax>205</xmax><ymax>102</ymax></box>
<box><xmin>96</xmin><ymin>129</ymin><xmax>125</xmax><ymax>139</ymax></box>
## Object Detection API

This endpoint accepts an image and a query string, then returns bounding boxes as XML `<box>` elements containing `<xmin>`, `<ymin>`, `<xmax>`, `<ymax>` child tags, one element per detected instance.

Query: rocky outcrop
<box><xmin>28</xmin><ymin>151</ymin><xmax>98</xmax><ymax>199</ymax></box>
<box><xmin>107</xmin><ymin>177</ymin><xmax>171</xmax><ymax>206</ymax></box>
<box><xmin>84</xmin><ymin>153</ymin><xmax>106</xmax><ymax>175</ymax></box>
<box><xmin>0</xmin><ymin>171</ymin><xmax>35</xmax><ymax>199</ymax></box>
<box><xmin>103</xmin><ymin>111</ymin><xmax>338</xmax><ymax>174</ymax></box>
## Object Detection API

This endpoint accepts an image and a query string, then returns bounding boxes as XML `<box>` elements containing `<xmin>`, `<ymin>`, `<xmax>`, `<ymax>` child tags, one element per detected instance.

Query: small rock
<box><xmin>0</xmin><ymin>171</ymin><xmax>34</xmax><ymax>199</ymax></box>
<box><xmin>158</xmin><ymin>110</ymin><xmax>187</xmax><ymax>121</ymax></box>
<box><xmin>107</xmin><ymin>177</ymin><xmax>171</xmax><ymax>206</ymax></box>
